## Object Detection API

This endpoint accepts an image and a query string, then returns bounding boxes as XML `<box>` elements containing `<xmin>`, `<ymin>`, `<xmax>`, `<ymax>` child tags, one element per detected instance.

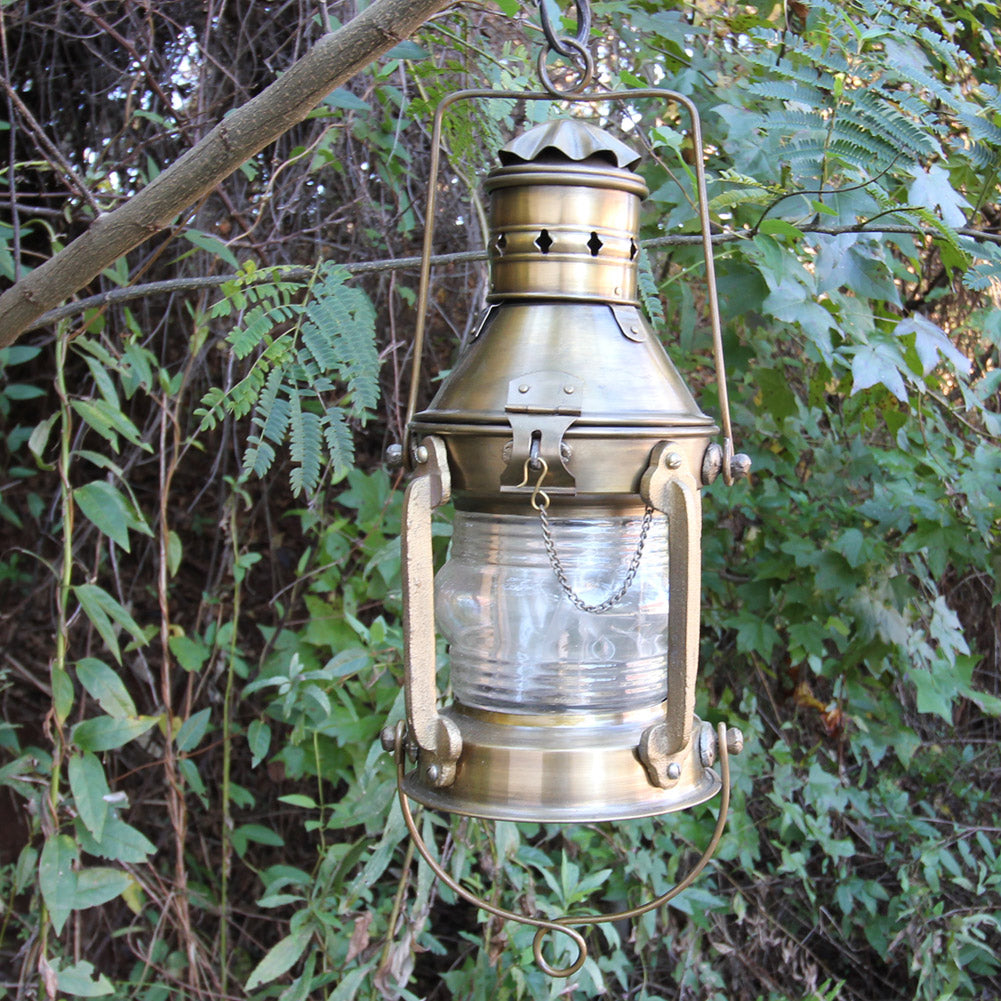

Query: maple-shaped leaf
<box><xmin>893</xmin><ymin>315</ymin><xmax>970</xmax><ymax>376</ymax></box>
<box><xmin>907</xmin><ymin>164</ymin><xmax>971</xmax><ymax>228</ymax></box>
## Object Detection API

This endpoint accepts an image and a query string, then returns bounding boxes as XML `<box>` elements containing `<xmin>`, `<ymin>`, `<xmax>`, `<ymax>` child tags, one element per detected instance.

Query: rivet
<box><xmin>414</xmin><ymin>445</ymin><xmax>429</xmax><ymax>464</ymax></box>
<box><xmin>563</xmin><ymin>385</ymin><xmax>575</xmax><ymax>395</ymax></box>
<box><xmin>426</xmin><ymin>764</ymin><xmax>440</xmax><ymax>783</ymax></box>
<box><xmin>630</xmin><ymin>326</ymin><xmax>639</xmax><ymax>335</ymax></box>
<box><xmin>614</xmin><ymin>286</ymin><xmax>622</xmax><ymax>296</ymax></box>
<box><xmin>384</xmin><ymin>443</ymin><xmax>403</xmax><ymax>470</ymax></box>
<box><xmin>666</xmin><ymin>452</ymin><xmax>683</xmax><ymax>469</ymax></box>
<box><xmin>380</xmin><ymin>726</ymin><xmax>397</xmax><ymax>752</ymax></box>
<box><xmin>519</xmin><ymin>384</ymin><xmax>530</xmax><ymax>394</ymax></box>
<box><xmin>666</xmin><ymin>762</ymin><xmax>682</xmax><ymax>781</ymax></box>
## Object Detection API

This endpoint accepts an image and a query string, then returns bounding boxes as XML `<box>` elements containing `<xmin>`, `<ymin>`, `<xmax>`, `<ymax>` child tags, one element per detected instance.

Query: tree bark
<box><xmin>0</xmin><ymin>0</ymin><xmax>454</xmax><ymax>348</ymax></box>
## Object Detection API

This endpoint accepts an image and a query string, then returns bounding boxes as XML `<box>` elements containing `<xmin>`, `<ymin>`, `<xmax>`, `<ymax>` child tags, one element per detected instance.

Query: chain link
<box><xmin>538</xmin><ymin>0</ymin><xmax>591</xmax><ymax>58</ymax></box>
<box><xmin>535</xmin><ymin>0</ymin><xmax>594</xmax><ymax>96</ymax></box>
<box><xmin>538</xmin><ymin>502</ymin><xmax>655</xmax><ymax>614</ymax></box>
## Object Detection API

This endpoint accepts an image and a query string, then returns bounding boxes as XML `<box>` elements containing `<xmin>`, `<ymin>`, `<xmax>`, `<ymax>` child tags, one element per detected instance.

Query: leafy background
<box><xmin>0</xmin><ymin>0</ymin><xmax>999</xmax><ymax>999</ymax></box>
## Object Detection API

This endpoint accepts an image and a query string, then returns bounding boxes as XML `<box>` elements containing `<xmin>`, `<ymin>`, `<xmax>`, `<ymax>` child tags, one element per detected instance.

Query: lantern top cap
<box><xmin>498</xmin><ymin>119</ymin><xmax>642</xmax><ymax>171</ymax></box>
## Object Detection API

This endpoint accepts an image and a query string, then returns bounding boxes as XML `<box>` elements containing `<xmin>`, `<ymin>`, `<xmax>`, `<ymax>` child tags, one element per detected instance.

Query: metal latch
<box><xmin>500</xmin><ymin>370</ymin><xmax>581</xmax><ymax>493</ymax></box>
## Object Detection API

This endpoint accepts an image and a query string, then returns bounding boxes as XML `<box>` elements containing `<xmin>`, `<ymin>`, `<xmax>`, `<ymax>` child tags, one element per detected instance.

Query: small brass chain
<box><xmin>536</xmin><ymin>494</ymin><xmax>655</xmax><ymax>614</ymax></box>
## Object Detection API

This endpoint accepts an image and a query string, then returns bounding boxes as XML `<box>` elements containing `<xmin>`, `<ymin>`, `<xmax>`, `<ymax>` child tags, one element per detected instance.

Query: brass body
<box><xmin>399</xmin><ymin>119</ymin><xmax>726</xmax><ymax>822</ymax></box>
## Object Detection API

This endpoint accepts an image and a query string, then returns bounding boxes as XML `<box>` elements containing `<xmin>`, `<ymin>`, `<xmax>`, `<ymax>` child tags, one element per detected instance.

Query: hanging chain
<box><xmin>538</xmin><ymin>0</ymin><xmax>591</xmax><ymax>57</ymax></box>
<box><xmin>519</xmin><ymin>457</ymin><xmax>654</xmax><ymax>614</ymax></box>
<box><xmin>535</xmin><ymin>0</ymin><xmax>595</xmax><ymax>95</ymax></box>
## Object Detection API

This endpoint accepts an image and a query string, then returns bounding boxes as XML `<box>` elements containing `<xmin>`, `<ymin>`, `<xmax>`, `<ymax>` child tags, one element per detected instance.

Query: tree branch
<box><xmin>0</xmin><ymin>0</ymin><xmax>455</xmax><ymax>348</ymax></box>
<box><xmin>23</xmin><ymin>222</ymin><xmax>1001</xmax><ymax>334</ymax></box>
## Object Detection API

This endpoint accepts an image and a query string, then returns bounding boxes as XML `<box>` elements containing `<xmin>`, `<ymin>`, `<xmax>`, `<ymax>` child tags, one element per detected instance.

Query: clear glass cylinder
<box><xmin>435</xmin><ymin>509</ymin><xmax>670</xmax><ymax>714</ymax></box>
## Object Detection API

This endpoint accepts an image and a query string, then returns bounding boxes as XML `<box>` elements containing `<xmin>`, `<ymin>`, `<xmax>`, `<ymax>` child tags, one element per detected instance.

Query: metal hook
<box><xmin>529</xmin><ymin>457</ymin><xmax>551</xmax><ymax>511</ymax></box>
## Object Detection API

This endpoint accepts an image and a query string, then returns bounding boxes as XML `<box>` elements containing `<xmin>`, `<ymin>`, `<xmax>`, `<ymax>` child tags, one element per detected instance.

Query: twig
<box><xmin>22</xmin><ymin>221</ymin><xmax>1001</xmax><ymax>334</ymax></box>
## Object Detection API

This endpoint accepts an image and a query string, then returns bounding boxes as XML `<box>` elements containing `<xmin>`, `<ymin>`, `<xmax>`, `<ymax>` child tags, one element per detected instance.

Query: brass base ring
<box><xmin>391</xmin><ymin>721</ymin><xmax>731</xmax><ymax>979</ymax></box>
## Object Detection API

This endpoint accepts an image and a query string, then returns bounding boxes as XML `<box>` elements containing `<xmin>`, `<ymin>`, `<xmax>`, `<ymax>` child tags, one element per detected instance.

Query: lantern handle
<box><xmin>390</xmin><ymin>720</ymin><xmax>731</xmax><ymax>979</ymax></box>
<box><xmin>403</xmin><ymin>87</ymin><xmax>744</xmax><ymax>485</ymax></box>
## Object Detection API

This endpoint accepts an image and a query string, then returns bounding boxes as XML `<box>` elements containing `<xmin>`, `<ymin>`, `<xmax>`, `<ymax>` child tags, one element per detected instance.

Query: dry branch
<box><xmin>0</xmin><ymin>0</ymin><xmax>455</xmax><ymax>348</ymax></box>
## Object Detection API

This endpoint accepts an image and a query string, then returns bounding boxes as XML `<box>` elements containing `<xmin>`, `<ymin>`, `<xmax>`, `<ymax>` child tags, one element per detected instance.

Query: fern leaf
<box><xmin>300</xmin><ymin>317</ymin><xmax>339</xmax><ymax>373</ymax></box>
<box><xmin>254</xmin><ymin>368</ymin><xmax>291</xmax><ymax>446</ymax></box>
<box><xmin>288</xmin><ymin>394</ymin><xmax>323</xmax><ymax>496</ymax></box>
<box><xmin>333</xmin><ymin>288</ymin><xmax>380</xmax><ymax>416</ymax></box>
<box><xmin>637</xmin><ymin>247</ymin><xmax>666</xmax><ymax>326</ymax></box>
<box><xmin>194</xmin><ymin>387</ymin><xmax>227</xmax><ymax>432</ymax></box>
<box><xmin>852</xmin><ymin>91</ymin><xmax>939</xmax><ymax>157</ymax></box>
<box><xmin>227</xmin><ymin>305</ymin><xmax>274</xmax><ymax>359</ymax></box>
<box><xmin>743</xmin><ymin>79</ymin><xmax>826</xmax><ymax>107</ymax></box>
<box><xmin>243</xmin><ymin>436</ymin><xmax>277</xmax><ymax>479</ymax></box>
<box><xmin>322</xmin><ymin>407</ymin><xmax>356</xmax><ymax>480</ymax></box>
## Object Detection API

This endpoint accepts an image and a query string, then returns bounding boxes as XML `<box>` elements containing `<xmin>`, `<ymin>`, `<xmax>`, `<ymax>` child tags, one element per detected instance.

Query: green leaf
<box><xmin>894</xmin><ymin>315</ymin><xmax>970</xmax><ymax>376</ymax></box>
<box><xmin>175</xmin><ymin>707</ymin><xmax>211</xmax><ymax>752</ymax></box>
<box><xmin>232</xmin><ymin>823</ymin><xmax>285</xmax><ymax>857</ymax></box>
<box><xmin>76</xmin><ymin>658</ymin><xmax>136</xmax><ymax>717</ymax></box>
<box><xmin>73</xmin><ymin>480</ymin><xmax>153</xmax><ymax>552</ymax></box>
<box><xmin>248</xmin><ymin>719</ymin><xmax>271</xmax><ymax>768</ymax></box>
<box><xmin>71</xmin><ymin>399</ymin><xmax>150</xmax><ymax>453</ymax></box>
<box><xmin>245</xmin><ymin>927</ymin><xmax>312</xmax><ymax>990</ymax></box>
<box><xmin>832</xmin><ymin>528</ymin><xmax>867</xmax><ymax>568</ymax></box>
<box><xmin>329</xmin><ymin>967</ymin><xmax>370</xmax><ymax>1001</ymax></box>
<box><xmin>76</xmin><ymin>812</ymin><xmax>156</xmax><ymax>864</ymax></box>
<box><xmin>323</xmin><ymin>88</ymin><xmax>371</xmax><ymax>112</ymax></box>
<box><xmin>907</xmin><ymin>163</ymin><xmax>970</xmax><ymax>228</ymax></box>
<box><xmin>911</xmin><ymin>668</ymin><xmax>956</xmax><ymax>722</ymax></box>
<box><xmin>52</xmin><ymin>665</ymin><xmax>74</xmax><ymax>725</ymax></box>
<box><xmin>183</xmin><ymin>228</ymin><xmax>241</xmax><ymax>269</ymax></box>
<box><xmin>382</xmin><ymin>40</ymin><xmax>428</xmax><ymax>60</ymax></box>
<box><xmin>178</xmin><ymin>756</ymin><xmax>209</xmax><ymax>806</ymax></box>
<box><xmin>40</xmin><ymin>834</ymin><xmax>79</xmax><ymax>935</ymax></box>
<box><xmin>28</xmin><ymin>412</ymin><xmax>60</xmax><ymax>461</ymax></box>
<box><xmin>72</xmin><ymin>714</ymin><xmax>158</xmax><ymax>753</ymax></box>
<box><xmin>74</xmin><ymin>584</ymin><xmax>147</xmax><ymax>664</ymax></box>
<box><xmin>851</xmin><ymin>342</ymin><xmax>908</xmax><ymax>402</ymax></box>
<box><xmin>69</xmin><ymin>752</ymin><xmax>110</xmax><ymax>841</ymax></box>
<box><xmin>74</xmin><ymin>481</ymin><xmax>129</xmax><ymax>551</ymax></box>
<box><xmin>167</xmin><ymin>530</ymin><xmax>183</xmax><ymax>577</ymax></box>
<box><xmin>278</xmin><ymin>794</ymin><xmax>317</xmax><ymax>809</ymax></box>
<box><xmin>72</xmin><ymin>867</ymin><xmax>132</xmax><ymax>910</ymax></box>
<box><xmin>759</xmin><ymin>218</ymin><xmax>805</xmax><ymax>241</ymax></box>
<box><xmin>168</xmin><ymin>634</ymin><xmax>210</xmax><ymax>672</ymax></box>
<box><xmin>56</xmin><ymin>959</ymin><xmax>114</xmax><ymax>997</ymax></box>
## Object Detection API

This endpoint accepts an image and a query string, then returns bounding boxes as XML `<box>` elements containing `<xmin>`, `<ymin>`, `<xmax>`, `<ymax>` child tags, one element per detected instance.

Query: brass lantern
<box><xmin>382</xmin><ymin>99</ymin><xmax>749</xmax><ymax>976</ymax></box>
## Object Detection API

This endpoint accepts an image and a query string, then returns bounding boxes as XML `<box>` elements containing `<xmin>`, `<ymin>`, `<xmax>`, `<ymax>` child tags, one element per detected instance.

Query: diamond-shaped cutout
<box><xmin>629</xmin><ymin>239</ymin><xmax>638</xmax><ymax>260</ymax></box>
<box><xmin>496</xmin><ymin>233</ymin><xmax>507</xmax><ymax>255</ymax></box>
<box><xmin>587</xmin><ymin>231</ymin><xmax>603</xmax><ymax>257</ymax></box>
<box><xmin>535</xmin><ymin>229</ymin><xmax>553</xmax><ymax>254</ymax></box>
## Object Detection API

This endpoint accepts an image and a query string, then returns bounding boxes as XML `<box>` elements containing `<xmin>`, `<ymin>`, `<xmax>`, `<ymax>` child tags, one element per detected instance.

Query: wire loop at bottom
<box><xmin>391</xmin><ymin>721</ymin><xmax>731</xmax><ymax>978</ymax></box>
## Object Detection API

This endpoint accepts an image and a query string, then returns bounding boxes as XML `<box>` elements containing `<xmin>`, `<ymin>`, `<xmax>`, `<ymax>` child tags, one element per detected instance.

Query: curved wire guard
<box><xmin>392</xmin><ymin>721</ymin><xmax>732</xmax><ymax>978</ymax></box>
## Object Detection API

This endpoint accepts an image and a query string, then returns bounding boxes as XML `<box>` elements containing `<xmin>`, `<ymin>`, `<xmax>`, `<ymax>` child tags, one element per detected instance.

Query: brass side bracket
<box><xmin>500</xmin><ymin>370</ymin><xmax>581</xmax><ymax>493</ymax></box>
<box><xmin>610</xmin><ymin>303</ymin><xmax>646</xmax><ymax>342</ymax></box>
<box><xmin>638</xmin><ymin>441</ymin><xmax>701</xmax><ymax>787</ymax></box>
<box><xmin>400</xmin><ymin>436</ymin><xmax>462</xmax><ymax>787</ymax></box>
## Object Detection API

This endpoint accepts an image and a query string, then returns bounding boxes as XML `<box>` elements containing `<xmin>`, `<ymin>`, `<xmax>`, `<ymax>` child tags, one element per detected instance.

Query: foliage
<box><xmin>195</xmin><ymin>260</ymin><xmax>380</xmax><ymax>493</ymax></box>
<box><xmin>0</xmin><ymin>1</ymin><xmax>999</xmax><ymax>1001</ymax></box>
